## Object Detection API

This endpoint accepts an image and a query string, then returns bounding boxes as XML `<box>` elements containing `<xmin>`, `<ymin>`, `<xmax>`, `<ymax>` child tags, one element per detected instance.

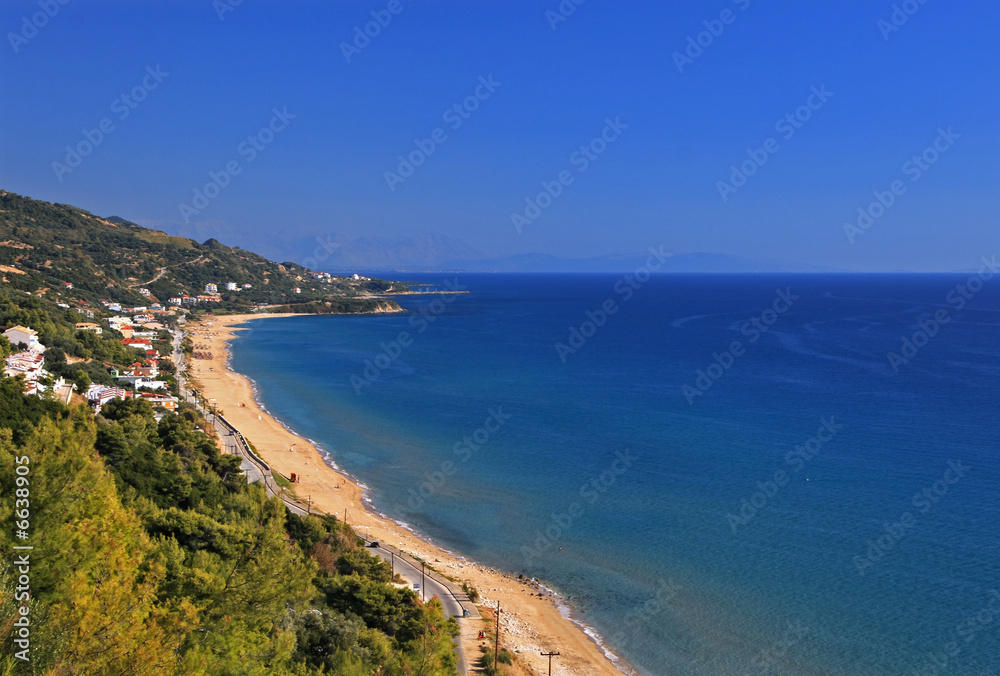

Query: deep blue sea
<box><xmin>230</xmin><ymin>273</ymin><xmax>1000</xmax><ymax>676</ymax></box>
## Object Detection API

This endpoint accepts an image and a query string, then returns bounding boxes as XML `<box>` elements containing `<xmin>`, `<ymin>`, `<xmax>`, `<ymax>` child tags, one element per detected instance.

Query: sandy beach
<box><xmin>184</xmin><ymin>313</ymin><xmax>630</xmax><ymax>676</ymax></box>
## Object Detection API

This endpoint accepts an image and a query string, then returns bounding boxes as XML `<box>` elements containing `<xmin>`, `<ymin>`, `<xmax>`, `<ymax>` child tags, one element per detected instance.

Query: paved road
<box><xmin>170</xmin><ymin>329</ymin><xmax>304</xmax><ymax>514</ymax></box>
<box><xmin>367</xmin><ymin>543</ymin><xmax>472</xmax><ymax>675</ymax></box>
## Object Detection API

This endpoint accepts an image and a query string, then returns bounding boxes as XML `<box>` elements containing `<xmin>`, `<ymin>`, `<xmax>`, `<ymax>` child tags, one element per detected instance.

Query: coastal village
<box><xmin>0</xmin><ymin>281</ymin><xmax>256</xmax><ymax>414</ymax></box>
<box><xmin>3</xmin><ymin>308</ymin><xmax>179</xmax><ymax>414</ymax></box>
<box><xmin>2</xmin><ymin>269</ymin><xmax>388</xmax><ymax>415</ymax></box>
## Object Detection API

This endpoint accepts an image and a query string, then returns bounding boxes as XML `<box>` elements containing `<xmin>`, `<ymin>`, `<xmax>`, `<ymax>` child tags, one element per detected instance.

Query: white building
<box><xmin>128</xmin><ymin>376</ymin><xmax>167</xmax><ymax>391</ymax></box>
<box><xmin>85</xmin><ymin>384</ymin><xmax>133</xmax><ymax>413</ymax></box>
<box><xmin>3</xmin><ymin>326</ymin><xmax>45</xmax><ymax>353</ymax></box>
<box><xmin>4</xmin><ymin>351</ymin><xmax>45</xmax><ymax>382</ymax></box>
<box><xmin>4</xmin><ymin>349</ymin><xmax>62</xmax><ymax>396</ymax></box>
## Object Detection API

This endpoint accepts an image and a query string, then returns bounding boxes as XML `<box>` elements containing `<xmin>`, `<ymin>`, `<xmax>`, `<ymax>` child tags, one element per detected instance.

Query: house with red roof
<box><xmin>140</xmin><ymin>392</ymin><xmax>178</xmax><ymax>411</ymax></box>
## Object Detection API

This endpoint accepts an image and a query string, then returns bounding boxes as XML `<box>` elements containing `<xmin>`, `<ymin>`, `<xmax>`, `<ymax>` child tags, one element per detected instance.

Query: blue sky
<box><xmin>1</xmin><ymin>0</ymin><xmax>998</xmax><ymax>271</ymax></box>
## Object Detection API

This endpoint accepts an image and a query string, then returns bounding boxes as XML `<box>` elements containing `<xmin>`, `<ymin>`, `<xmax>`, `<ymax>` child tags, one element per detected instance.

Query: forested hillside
<box><xmin>0</xmin><ymin>191</ymin><xmax>406</xmax><ymax>313</ymax></box>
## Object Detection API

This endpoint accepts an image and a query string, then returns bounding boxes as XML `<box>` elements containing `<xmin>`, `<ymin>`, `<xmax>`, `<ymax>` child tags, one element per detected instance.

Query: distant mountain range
<box><xmin>282</xmin><ymin>232</ymin><xmax>490</xmax><ymax>272</ymax></box>
<box><xmin>398</xmin><ymin>251</ymin><xmax>846</xmax><ymax>274</ymax></box>
<box><xmin>270</xmin><ymin>231</ymin><xmax>845</xmax><ymax>274</ymax></box>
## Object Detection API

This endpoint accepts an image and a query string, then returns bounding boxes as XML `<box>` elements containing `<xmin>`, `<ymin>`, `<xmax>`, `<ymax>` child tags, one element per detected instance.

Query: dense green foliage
<box><xmin>0</xmin><ymin>190</ymin><xmax>407</xmax><ymax>313</ymax></box>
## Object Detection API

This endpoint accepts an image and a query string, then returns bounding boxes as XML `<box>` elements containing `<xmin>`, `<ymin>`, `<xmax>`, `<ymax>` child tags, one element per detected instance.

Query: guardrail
<box><xmin>214</xmin><ymin>412</ymin><xmax>316</xmax><ymax>516</ymax></box>
<box><xmin>358</xmin><ymin>533</ymin><xmax>480</xmax><ymax>620</ymax></box>
<box><xmin>174</xmin><ymin>338</ymin><xmax>314</xmax><ymax>517</ymax></box>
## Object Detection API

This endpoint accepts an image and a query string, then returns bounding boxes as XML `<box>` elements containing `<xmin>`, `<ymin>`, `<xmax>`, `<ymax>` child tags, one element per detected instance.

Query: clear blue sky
<box><xmin>2</xmin><ymin>0</ymin><xmax>998</xmax><ymax>271</ymax></box>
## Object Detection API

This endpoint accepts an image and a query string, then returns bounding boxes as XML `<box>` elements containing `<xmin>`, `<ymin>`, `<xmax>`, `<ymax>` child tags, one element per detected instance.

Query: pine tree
<box><xmin>0</xmin><ymin>413</ymin><xmax>191</xmax><ymax>674</ymax></box>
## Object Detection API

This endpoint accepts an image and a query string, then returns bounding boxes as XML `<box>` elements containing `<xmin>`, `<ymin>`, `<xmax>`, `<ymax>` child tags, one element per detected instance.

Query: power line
<box><xmin>541</xmin><ymin>651</ymin><xmax>560</xmax><ymax>675</ymax></box>
<box><xmin>494</xmin><ymin>601</ymin><xmax>501</xmax><ymax>669</ymax></box>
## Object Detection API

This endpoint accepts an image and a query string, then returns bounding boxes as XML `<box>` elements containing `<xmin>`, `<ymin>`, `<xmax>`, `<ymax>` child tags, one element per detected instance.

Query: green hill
<box><xmin>0</xmin><ymin>190</ymin><xmax>406</xmax><ymax>313</ymax></box>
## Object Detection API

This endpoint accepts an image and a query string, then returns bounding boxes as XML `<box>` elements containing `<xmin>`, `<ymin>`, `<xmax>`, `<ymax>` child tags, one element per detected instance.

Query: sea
<box><xmin>229</xmin><ymin>273</ymin><xmax>1000</xmax><ymax>676</ymax></box>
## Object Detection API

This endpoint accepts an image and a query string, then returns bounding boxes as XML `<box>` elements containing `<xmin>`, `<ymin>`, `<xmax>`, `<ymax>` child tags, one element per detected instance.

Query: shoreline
<box><xmin>185</xmin><ymin>312</ymin><xmax>638</xmax><ymax>676</ymax></box>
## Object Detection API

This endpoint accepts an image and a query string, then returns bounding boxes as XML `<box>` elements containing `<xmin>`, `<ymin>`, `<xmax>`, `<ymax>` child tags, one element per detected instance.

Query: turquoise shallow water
<box><xmin>230</xmin><ymin>273</ymin><xmax>1000</xmax><ymax>676</ymax></box>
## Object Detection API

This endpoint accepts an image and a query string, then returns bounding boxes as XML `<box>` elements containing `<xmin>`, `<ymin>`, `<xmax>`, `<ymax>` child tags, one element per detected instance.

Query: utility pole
<box><xmin>494</xmin><ymin>601</ymin><xmax>501</xmax><ymax>669</ymax></box>
<box><xmin>541</xmin><ymin>651</ymin><xmax>560</xmax><ymax>675</ymax></box>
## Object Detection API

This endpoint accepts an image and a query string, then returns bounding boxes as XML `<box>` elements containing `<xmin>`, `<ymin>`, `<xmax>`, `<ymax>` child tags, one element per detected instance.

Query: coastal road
<box><xmin>171</xmin><ymin>328</ymin><xmax>472</xmax><ymax>673</ymax></box>
<box><xmin>367</xmin><ymin>543</ymin><xmax>473</xmax><ymax>675</ymax></box>
<box><xmin>171</xmin><ymin>329</ymin><xmax>302</xmax><ymax>513</ymax></box>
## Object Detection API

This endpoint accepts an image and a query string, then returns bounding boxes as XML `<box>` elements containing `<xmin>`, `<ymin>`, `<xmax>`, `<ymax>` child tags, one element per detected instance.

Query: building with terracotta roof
<box><xmin>140</xmin><ymin>392</ymin><xmax>178</xmax><ymax>411</ymax></box>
